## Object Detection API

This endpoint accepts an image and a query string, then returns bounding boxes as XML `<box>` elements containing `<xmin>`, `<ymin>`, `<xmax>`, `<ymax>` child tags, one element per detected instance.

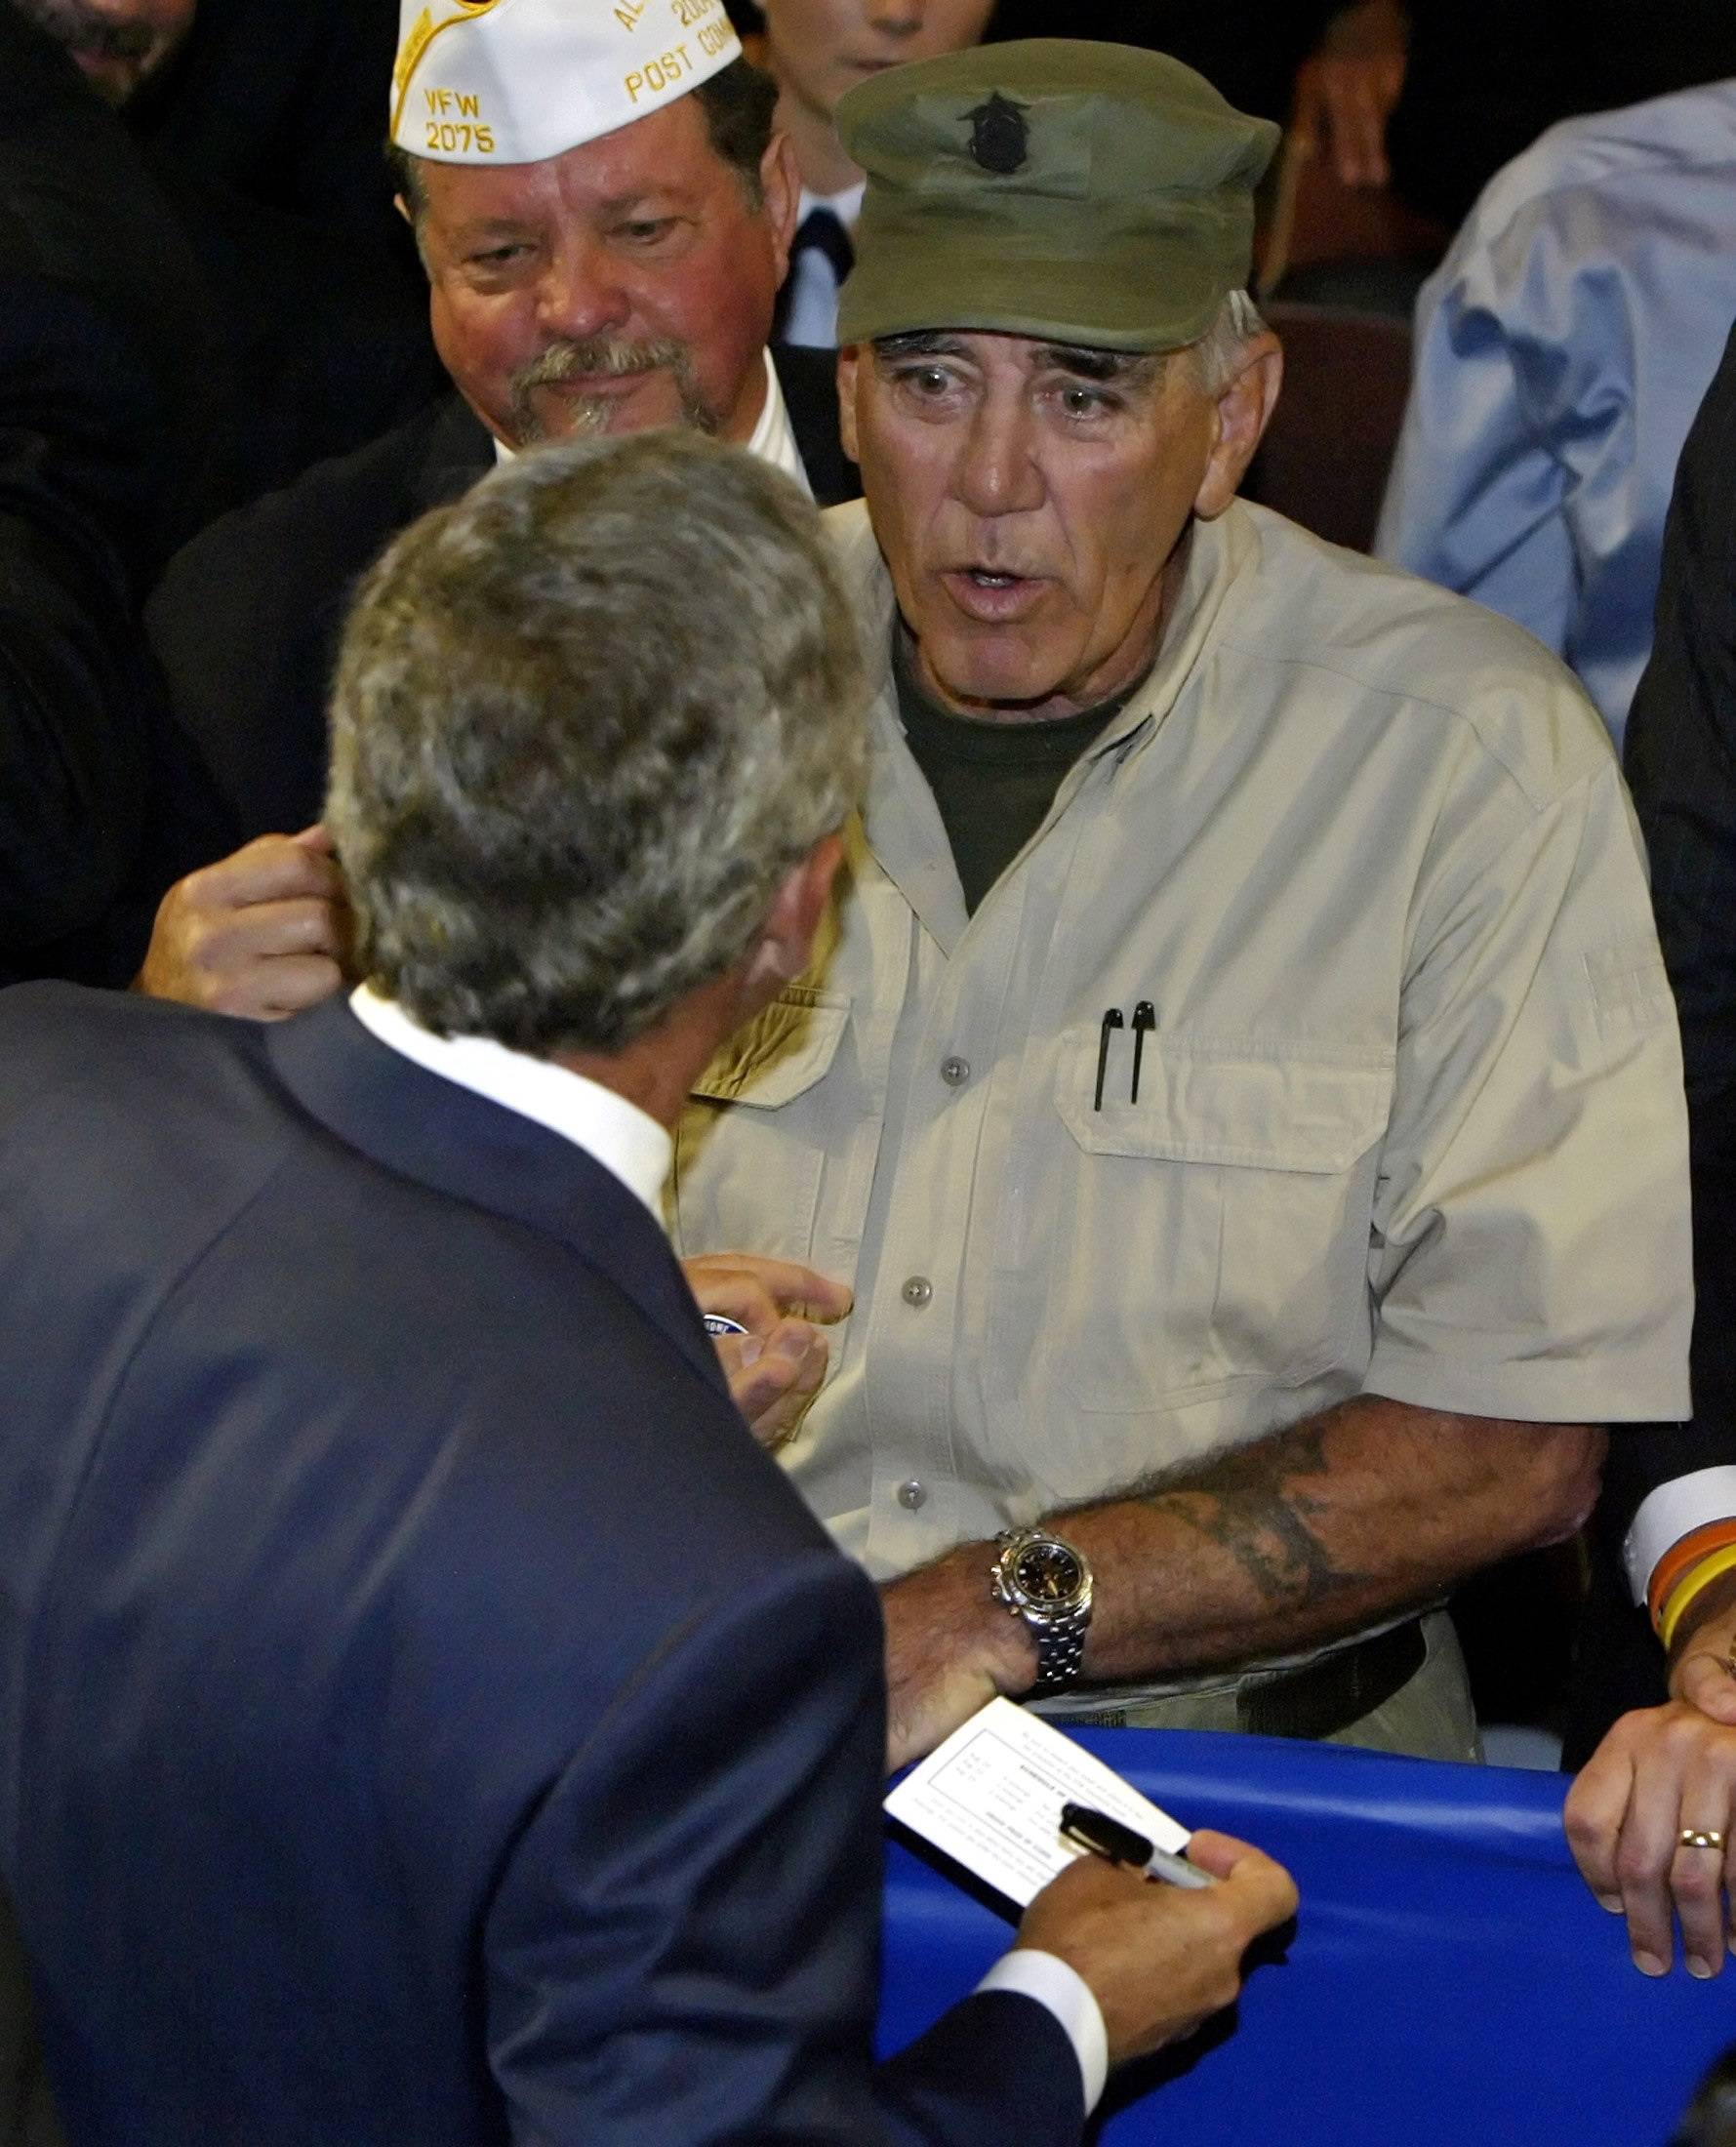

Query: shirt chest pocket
<box><xmin>671</xmin><ymin>989</ymin><xmax>850</xmax><ymax>1265</ymax></box>
<box><xmin>1048</xmin><ymin>1030</ymin><xmax>1393</xmax><ymax>1410</ymax></box>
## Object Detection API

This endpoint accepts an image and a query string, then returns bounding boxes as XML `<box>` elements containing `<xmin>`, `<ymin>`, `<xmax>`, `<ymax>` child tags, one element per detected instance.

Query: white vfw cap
<box><xmin>391</xmin><ymin>0</ymin><xmax>743</xmax><ymax>167</ymax></box>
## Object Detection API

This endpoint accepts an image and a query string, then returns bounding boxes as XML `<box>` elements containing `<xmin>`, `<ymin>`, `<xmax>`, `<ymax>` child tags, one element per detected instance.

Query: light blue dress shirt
<box><xmin>1376</xmin><ymin>81</ymin><xmax>1736</xmax><ymax>747</ymax></box>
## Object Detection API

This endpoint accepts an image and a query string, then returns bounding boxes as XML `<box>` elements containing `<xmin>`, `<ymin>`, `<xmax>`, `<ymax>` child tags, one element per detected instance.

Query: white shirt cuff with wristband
<box><xmin>975</xmin><ymin>1951</ymin><xmax>1108</xmax><ymax>2115</ymax></box>
<box><xmin>1624</xmin><ymin>1467</ymin><xmax>1736</xmax><ymax>1605</ymax></box>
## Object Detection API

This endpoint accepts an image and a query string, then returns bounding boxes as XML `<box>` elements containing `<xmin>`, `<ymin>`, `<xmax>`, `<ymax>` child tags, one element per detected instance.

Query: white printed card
<box><xmin>885</xmin><ymin>1695</ymin><xmax>1191</xmax><ymax>1908</ymax></box>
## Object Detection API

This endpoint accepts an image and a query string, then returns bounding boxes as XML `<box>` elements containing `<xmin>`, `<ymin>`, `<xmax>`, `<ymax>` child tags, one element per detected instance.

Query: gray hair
<box><xmin>1189</xmin><ymin>289</ymin><xmax>1269</xmax><ymax>392</ymax></box>
<box><xmin>325</xmin><ymin>432</ymin><xmax>867</xmax><ymax>1057</ymax></box>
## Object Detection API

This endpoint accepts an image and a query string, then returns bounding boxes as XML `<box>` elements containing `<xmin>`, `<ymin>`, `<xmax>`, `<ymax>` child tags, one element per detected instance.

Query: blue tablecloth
<box><xmin>877</xmin><ymin>1728</ymin><xmax>1735</xmax><ymax>2144</ymax></box>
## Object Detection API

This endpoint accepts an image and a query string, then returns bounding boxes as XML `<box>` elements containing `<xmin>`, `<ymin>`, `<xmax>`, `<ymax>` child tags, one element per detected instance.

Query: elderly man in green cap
<box><xmin>672</xmin><ymin>41</ymin><xmax>1692</xmax><ymax>1767</ymax></box>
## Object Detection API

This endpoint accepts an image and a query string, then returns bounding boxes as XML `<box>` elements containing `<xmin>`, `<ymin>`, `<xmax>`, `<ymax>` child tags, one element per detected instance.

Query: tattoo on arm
<box><xmin>1136</xmin><ymin>1417</ymin><xmax>1371</xmax><ymax>1614</ymax></box>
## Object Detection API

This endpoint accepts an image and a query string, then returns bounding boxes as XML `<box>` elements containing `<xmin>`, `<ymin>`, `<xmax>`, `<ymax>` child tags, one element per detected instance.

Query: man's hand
<box><xmin>1564</xmin><ymin>1579</ymin><xmax>1736</xmax><ymax>1977</ymax></box>
<box><xmin>1292</xmin><ymin>0</ymin><xmax>1408</xmax><ymax>189</ymax></box>
<box><xmin>680</xmin><ymin>1254</ymin><xmax>851</xmax><ymax>1450</ymax></box>
<box><xmin>135</xmin><ymin>827</ymin><xmax>350</xmax><ymax>1019</ymax></box>
<box><xmin>880</xmin><ymin>1546</ymin><xmax>1036</xmax><ymax>1772</ymax></box>
<box><xmin>1016</xmin><ymin>1831</ymin><xmax>1297</xmax><ymax>2067</ymax></box>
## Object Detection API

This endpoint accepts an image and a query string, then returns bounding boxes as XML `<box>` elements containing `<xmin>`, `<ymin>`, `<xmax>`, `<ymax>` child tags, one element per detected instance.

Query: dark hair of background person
<box><xmin>820</xmin><ymin>0</ymin><xmax>1736</xmax><ymax>234</ymax></box>
<box><xmin>386</xmin><ymin>55</ymin><xmax>780</xmax><ymax>224</ymax></box>
<box><xmin>125</xmin><ymin>0</ymin><xmax>413</xmax><ymax>255</ymax></box>
<box><xmin>979</xmin><ymin>0</ymin><xmax>1336</xmax><ymax>124</ymax></box>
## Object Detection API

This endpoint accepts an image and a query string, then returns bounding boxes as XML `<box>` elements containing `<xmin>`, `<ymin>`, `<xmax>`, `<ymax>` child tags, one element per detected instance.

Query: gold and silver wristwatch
<box><xmin>990</xmin><ymin>1527</ymin><xmax>1094</xmax><ymax>1694</ymax></box>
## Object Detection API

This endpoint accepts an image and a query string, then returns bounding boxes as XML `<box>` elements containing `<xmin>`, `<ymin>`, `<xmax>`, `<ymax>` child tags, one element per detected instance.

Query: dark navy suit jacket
<box><xmin>0</xmin><ymin>985</ymin><xmax>1079</xmax><ymax>2145</ymax></box>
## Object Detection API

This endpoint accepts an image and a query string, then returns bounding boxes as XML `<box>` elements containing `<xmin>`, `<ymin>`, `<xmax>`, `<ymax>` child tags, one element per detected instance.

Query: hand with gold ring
<box><xmin>1565</xmin><ymin>1579</ymin><xmax>1736</xmax><ymax>1976</ymax></box>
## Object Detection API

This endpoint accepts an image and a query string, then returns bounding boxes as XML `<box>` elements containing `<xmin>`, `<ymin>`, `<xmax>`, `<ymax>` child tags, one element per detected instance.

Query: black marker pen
<box><xmin>1059</xmin><ymin>1801</ymin><xmax>1218</xmax><ymax>1889</ymax></box>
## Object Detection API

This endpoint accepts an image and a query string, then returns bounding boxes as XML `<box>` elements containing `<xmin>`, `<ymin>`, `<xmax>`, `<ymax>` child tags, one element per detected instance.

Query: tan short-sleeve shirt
<box><xmin>670</xmin><ymin>499</ymin><xmax>1692</xmax><ymax>1582</ymax></box>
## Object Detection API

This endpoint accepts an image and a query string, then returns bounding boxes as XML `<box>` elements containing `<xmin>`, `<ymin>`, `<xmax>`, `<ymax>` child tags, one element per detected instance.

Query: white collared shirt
<box><xmin>493</xmin><ymin>350</ymin><xmax>811</xmax><ymax>498</ymax></box>
<box><xmin>780</xmin><ymin>182</ymin><xmax>865</xmax><ymax>351</ymax></box>
<box><xmin>349</xmin><ymin>984</ymin><xmax>670</xmax><ymax>1219</ymax></box>
<box><xmin>743</xmin><ymin>346</ymin><xmax>812</xmax><ymax>496</ymax></box>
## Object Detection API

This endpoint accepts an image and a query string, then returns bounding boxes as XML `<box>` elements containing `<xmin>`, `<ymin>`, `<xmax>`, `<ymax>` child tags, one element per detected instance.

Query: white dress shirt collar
<box><xmin>349</xmin><ymin>985</ymin><xmax>671</xmax><ymax>1221</ymax></box>
<box><xmin>744</xmin><ymin>346</ymin><xmax>812</xmax><ymax>495</ymax></box>
<box><xmin>491</xmin><ymin>351</ymin><xmax>809</xmax><ymax>495</ymax></box>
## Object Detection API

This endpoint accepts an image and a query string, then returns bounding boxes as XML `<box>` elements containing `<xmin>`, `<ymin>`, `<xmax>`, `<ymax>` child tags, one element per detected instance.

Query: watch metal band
<box><xmin>1029</xmin><ymin>1609</ymin><xmax>1090</xmax><ymax>1693</ymax></box>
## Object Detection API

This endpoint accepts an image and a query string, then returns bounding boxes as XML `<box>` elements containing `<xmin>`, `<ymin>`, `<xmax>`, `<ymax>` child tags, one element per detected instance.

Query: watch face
<box><xmin>1014</xmin><ymin>1541</ymin><xmax>1083</xmax><ymax>1603</ymax></box>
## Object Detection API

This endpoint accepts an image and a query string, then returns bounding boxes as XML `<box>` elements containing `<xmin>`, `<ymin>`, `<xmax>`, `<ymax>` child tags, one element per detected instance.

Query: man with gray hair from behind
<box><xmin>329</xmin><ymin>436</ymin><xmax>859</xmax><ymax>1065</ymax></box>
<box><xmin>0</xmin><ymin>430</ymin><xmax>1295</xmax><ymax>2147</ymax></box>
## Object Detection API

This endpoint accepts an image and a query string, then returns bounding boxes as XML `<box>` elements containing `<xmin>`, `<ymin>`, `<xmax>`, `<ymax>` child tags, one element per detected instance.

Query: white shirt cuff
<box><xmin>975</xmin><ymin>1950</ymin><xmax>1108</xmax><ymax>2115</ymax></box>
<box><xmin>1624</xmin><ymin>1468</ymin><xmax>1736</xmax><ymax>1604</ymax></box>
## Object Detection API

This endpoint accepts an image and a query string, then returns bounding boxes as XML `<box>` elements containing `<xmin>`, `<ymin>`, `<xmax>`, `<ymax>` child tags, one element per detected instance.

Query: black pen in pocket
<box><xmin>1094</xmin><ymin>1008</ymin><xmax>1124</xmax><ymax>1111</ymax></box>
<box><xmin>1130</xmin><ymin>1001</ymin><xmax>1154</xmax><ymax>1104</ymax></box>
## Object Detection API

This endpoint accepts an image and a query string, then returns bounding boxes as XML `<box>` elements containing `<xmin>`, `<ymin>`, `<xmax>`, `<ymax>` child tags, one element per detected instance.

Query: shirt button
<box><xmin>901</xmin><ymin>1276</ymin><xmax>933</xmax><ymax>1308</ymax></box>
<box><xmin>898</xmin><ymin>1479</ymin><xmax>927</xmax><ymax>1511</ymax></box>
<box><xmin>941</xmin><ymin>1056</ymin><xmax>970</xmax><ymax>1086</ymax></box>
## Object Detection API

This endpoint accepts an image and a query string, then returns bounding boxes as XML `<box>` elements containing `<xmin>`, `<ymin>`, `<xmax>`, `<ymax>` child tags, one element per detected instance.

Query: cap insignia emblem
<box><xmin>964</xmin><ymin>92</ymin><xmax>1029</xmax><ymax>176</ymax></box>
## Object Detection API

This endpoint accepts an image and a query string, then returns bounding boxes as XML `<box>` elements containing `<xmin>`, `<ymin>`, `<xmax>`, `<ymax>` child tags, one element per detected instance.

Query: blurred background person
<box><xmin>1385</xmin><ymin>0</ymin><xmax>1736</xmax><ymax>233</ymax></box>
<box><xmin>0</xmin><ymin>2</ymin><xmax>231</xmax><ymax>991</ymax></box>
<box><xmin>3</xmin><ymin>0</ymin><xmax>440</xmax><ymax>513</ymax></box>
<box><xmin>1375</xmin><ymin>80</ymin><xmax>1736</xmax><ymax>749</ymax></box>
<box><xmin>756</xmin><ymin>0</ymin><xmax>996</xmax><ymax>347</ymax></box>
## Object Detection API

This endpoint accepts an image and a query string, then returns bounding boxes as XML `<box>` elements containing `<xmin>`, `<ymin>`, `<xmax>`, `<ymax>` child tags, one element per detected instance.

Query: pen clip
<box><xmin>1093</xmin><ymin>1008</ymin><xmax>1125</xmax><ymax>1113</ymax></box>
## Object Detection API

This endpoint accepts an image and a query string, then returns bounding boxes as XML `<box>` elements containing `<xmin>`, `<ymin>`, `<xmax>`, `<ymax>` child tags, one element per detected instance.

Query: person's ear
<box><xmin>737</xmin><ymin>832</ymin><xmax>845</xmax><ymax>1014</ymax></box>
<box><xmin>760</xmin><ymin>131</ymin><xmax>802</xmax><ymax>286</ymax></box>
<box><xmin>837</xmin><ymin>346</ymin><xmax>861</xmax><ymax>466</ymax></box>
<box><xmin>1193</xmin><ymin>334</ymin><xmax>1282</xmax><ymax>520</ymax></box>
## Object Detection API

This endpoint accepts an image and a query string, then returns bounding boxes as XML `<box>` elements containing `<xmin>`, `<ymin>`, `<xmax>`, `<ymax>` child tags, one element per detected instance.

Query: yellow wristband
<box><xmin>1649</xmin><ymin>1520</ymin><xmax>1736</xmax><ymax>1632</ymax></box>
<box><xmin>1660</xmin><ymin>1542</ymin><xmax>1736</xmax><ymax>1651</ymax></box>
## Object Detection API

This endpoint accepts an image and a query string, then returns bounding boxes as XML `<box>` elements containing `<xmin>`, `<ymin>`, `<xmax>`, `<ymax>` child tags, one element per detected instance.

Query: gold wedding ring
<box><xmin>1678</xmin><ymin>1828</ymin><xmax>1726</xmax><ymax>1851</ymax></box>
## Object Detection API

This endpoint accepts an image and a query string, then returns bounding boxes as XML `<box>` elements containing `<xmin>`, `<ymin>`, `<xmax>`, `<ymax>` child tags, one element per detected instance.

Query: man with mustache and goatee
<box><xmin>139</xmin><ymin>0</ymin><xmax>859</xmax><ymax>1022</ymax></box>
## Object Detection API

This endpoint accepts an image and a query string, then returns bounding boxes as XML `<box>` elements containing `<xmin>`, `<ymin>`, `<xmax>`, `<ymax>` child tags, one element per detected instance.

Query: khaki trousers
<box><xmin>1051</xmin><ymin>1611</ymin><xmax>1482</xmax><ymax>1762</ymax></box>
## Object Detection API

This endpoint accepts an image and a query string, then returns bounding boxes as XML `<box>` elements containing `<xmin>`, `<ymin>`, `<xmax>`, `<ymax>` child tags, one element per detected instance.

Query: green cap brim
<box><xmin>838</xmin><ymin>201</ymin><xmax>1241</xmax><ymax>352</ymax></box>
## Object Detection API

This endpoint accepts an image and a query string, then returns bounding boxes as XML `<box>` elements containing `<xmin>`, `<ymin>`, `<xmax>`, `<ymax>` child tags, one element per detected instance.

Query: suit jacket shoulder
<box><xmin>144</xmin><ymin>395</ymin><xmax>493</xmax><ymax>844</ymax></box>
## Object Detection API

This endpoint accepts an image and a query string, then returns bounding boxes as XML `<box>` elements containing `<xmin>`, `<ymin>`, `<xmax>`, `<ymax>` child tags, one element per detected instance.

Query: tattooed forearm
<box><xmin>1136</xmin><ymin>1418</ymin><xmax>1370</xmax><ymax>1615</ymax></box>
<box><xmin>1044</xmin><ymin>1398</ymin><xmax>1599</xmax><ymax>1683</ymax></box>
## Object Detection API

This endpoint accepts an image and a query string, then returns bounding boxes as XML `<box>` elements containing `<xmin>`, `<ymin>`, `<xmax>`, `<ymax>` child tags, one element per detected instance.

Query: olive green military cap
<box><xmin>834</xmin><ymin>39</ymin><xmax>1279</xmax><ymax>353</ymax></box>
